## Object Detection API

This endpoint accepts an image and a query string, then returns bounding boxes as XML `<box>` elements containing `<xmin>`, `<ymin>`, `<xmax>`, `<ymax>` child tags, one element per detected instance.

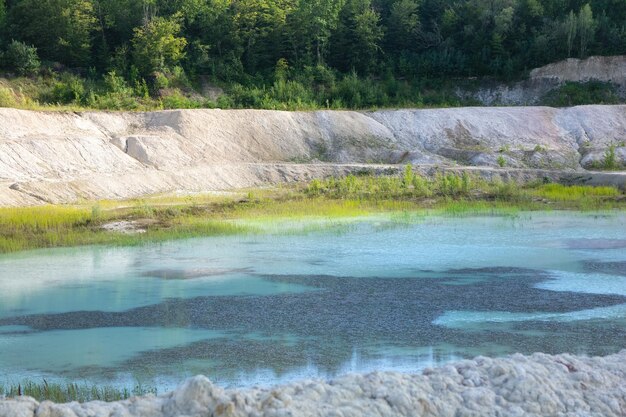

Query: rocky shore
<box><xmin>2</xmin><ymin>350</ymin><xmax>625</xmax><ymax>417</ymax></box>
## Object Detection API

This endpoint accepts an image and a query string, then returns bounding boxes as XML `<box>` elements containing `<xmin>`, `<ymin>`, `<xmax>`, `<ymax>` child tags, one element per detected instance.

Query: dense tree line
<box><xmin>0</xmin><ymin>0</ymin><xmax>624</xmax><ymax>108</ymax></box>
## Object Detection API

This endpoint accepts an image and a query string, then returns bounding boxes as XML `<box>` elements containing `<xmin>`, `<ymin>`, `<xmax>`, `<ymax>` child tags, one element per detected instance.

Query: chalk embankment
<box><xmin>1</xmin><ymin>105</ymin><xmax>626</xmax><ymax>206</ymax></box>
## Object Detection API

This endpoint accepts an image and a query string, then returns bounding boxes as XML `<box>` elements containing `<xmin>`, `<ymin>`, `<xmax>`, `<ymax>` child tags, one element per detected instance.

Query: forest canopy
<box><xmin>0</xmin><ymin>0</ymin><xmax>624</xmax><ymax>110</ymax></box>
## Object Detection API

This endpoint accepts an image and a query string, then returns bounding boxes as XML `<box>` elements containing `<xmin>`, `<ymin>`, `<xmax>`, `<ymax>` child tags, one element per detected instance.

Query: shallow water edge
<box><xmin>2</xmin><ymin>350</ymin><xmax>625</xmax><ymax>417</ymax></box>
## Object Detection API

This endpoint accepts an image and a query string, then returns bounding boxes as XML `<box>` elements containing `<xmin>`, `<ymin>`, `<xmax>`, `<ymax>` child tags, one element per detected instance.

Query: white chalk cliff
<box><xmin>1</xmin><ymin>105</ymin><xmax>626</xmax><ymax>206</ymax></box>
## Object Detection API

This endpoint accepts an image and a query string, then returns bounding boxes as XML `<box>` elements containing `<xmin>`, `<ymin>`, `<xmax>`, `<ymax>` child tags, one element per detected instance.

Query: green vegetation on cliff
<box><xmin>0</xmin><ymin>0</ymin><xmax>625</xmax><ymax>110</ymax></box>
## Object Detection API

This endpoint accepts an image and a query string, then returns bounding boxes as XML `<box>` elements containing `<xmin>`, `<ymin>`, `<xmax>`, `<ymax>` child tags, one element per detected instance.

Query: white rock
<box><xmin>1</xmin><ymin>106</ymin><xmax>626</xmax><ymax>206</ymax></box>
<box><xmin>3</xmin><ymin>351</ymin><xmax>624</xmax><ymax>417</ymax></box>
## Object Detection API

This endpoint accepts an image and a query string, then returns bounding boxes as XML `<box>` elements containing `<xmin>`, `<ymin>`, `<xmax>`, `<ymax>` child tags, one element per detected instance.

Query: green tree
<box><xmin>132</xmin><ymin>15</ymin><xmax>188</xmax><ymax>76</ymax></box>
<box><xmin>0</xmin><ymin>0</ymin><xmax>6</xmax><ymax>33</ymax></box>
<box><xmin>522</xmin><ymin>0</ymin><xmax>544</xmax><ymax>19</ymax></box>
<box><xmin>8</xmin><ymin>0</ymin><xmax>97</xmax><ymax>67</ymax></box>
<box><xmin>387</xmin><ymin>0</ymin><xmax>421</xmax><ymax>51</ymax></box>
<box><xmin>231</xmin><ymin>0</ymin><xmax>295</xmax><ymax>71</ymax></box>
<box><xmin>563</xmin><ymin>10</ymin><xmax>577</xmax><ymax>57</ymax></box>
<box><xmin>331</xmin><ymin>0</ymin><xmax>384</xmax><ymax>73</ymax></box>
<box><xmin>167</xmin><ymin>0</ymin><xmax>232</xmax><ymax>77</ymax></box>
<box><xmin>577</xmin><ymin>4</ymin><xmax>596</xmax><ymax>58</ymax></box>
<box><xmin>494</xmin><ymin>6</ymin><xmax>514</xmax><ymax>36</ymax></box>
<box><xmin>287</xmin><ymin>0</ymin><xmax>345</xmax><ymax>65</ymax></box>
<box><xmin>5</xmin><ymin>40</ymin><xmax>40</xmax><ymax>74</ymax></box>
<box><xmin>93</xmin><ymin>0</ymin><xmax>144</xmax><ymax>46</ymax></box>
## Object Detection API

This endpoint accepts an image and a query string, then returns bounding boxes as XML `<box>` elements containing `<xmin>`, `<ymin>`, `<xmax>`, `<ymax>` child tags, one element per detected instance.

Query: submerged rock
<box><xmin>2</xmin><ymin>350</ymin><xmax>625</xmax><ymax>417</ymax></box>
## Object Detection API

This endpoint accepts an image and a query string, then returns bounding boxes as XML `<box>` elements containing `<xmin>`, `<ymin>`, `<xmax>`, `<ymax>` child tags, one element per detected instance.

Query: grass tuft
<box><xmin>0</xmin><ymin>380</ymin><xmax>156</xmax><ymax>403</ymax></box>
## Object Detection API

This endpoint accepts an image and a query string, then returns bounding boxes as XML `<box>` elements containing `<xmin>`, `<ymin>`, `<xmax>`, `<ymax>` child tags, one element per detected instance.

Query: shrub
<box><xmin>5</xmin><ymin>40</ymin><xmax>40</xmax><ymax>75</ymax></box>
<box><xmin>436</xmin><ymin>173</ymin><xmax>467</xmax><ymax>197</ymax></box>
<box><xmin>48</xmin><ymin>74</ymin><xmax>86</xmax><ymax>104</ymax></box>
<box><xmin>268</xmin><ymin>79</ymin><xmax>315</xmax><ymax>109</ymax></box>
<box><xmin>87</xmin><ymin>71</ymin><xmax>142</xmax><ymax>110</ymax></box>
<box><xmin>402</xmin><ymin>164</ymin><xmax>415</xmax><ymax>189</ymax></box>
<box><xmin>154</xmin><ymin>72</ymin><xmax>170</xmax><ymax>90</ymax></box>
<box><xmin>89</xmin><ymin>93</ymin><xmax>141</xmax><ymax>110</ymax></box>
<box><xmin>497</xmin><ymin>155</ymin><xmax>507</xmax><ymax>167</ymax></box>
<box><xmin>0</xmin><ymin>87</ymin><xmax>17</xmax><ymax>107</ymax></box>
<box><xmin>541</xmin><ymin>81</ymin><xmax>620</xmax><ymax>107</ymax></box>
<box><xmin>411</xmin><ymin>174</ymin><xmax>431</xmax><ymax>197</ymax></box>
<box><xmin>602</xmin><ymin>144</ymin><xmax>618</xmax><ymax>170</ymax></box>
<box><xmin>160</xmin><ymin>90</ymin><xmax>202</xmax><ymax>109</ymax></box>
<box><xmin>333</xmin><ymin>72</ymin><xmax>388</xmax><ymax>109</ymax></box>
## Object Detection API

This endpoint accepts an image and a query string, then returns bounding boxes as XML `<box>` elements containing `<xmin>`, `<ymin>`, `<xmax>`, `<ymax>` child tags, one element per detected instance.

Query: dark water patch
<box><xmin>3</xmin><ymin>268</ymin><xmax>624</xmax><ymax>337</ymax></box>
<box><xmin>565</xmin><ymin>239</ymin><xmax>626</xmax><ymax>250</ymax></box>
<box><xmin>141</xmin><ymin>267</ymin><xmax>253</xmax><ymax>280</ymax></box>
<box><xmin>443</xmin><ymin>267</ymin><xmax>541</xmax><ymax>275</ymax></box>
<box><xmin>508</xmin><ymin>319</ymin><xmax>626</xmax><ymax>356</ymax></box>
<box><xmin>120</xmin><ymin>338</ymin><xmax>316</xmax><ymax>379</ymax></box>
<box><xmin>2</xmin><ymin>267</ymin><xmax>625</xmax><ymax>383</ymax></box>
<box><xmin>583</xmin><ymin>261</ymin><xmax>626</xmax><ymax>276</ymax></box>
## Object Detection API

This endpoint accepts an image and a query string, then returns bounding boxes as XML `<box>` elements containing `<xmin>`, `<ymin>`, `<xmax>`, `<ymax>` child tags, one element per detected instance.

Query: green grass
<box><xmin>0</xmin><ymin>380</ymin><xmax>156</xmax><ymax>403</ymax></box>
<box><xmin>0</xmin><ymin>172</ymin><xmax>624</xmax><ymax>255</ymax></box>
<box><xmin>533</xmin><ymin>183</ymin><xmax>620</xmax><ymax>200</ymax></box>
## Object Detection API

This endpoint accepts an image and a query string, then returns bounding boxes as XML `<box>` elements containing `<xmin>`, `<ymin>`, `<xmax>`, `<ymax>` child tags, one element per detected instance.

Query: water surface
<box><xmin>0</xmin><ymin>212</ymin><xmax>625</xmax><ymax>389</ymax></box>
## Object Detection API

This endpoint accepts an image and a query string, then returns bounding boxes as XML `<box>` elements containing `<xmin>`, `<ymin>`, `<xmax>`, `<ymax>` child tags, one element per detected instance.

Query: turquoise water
<box><xmin>0</xmin><ymin>212</ymin><xmax>625</xmax><ymax>389</ymax></box>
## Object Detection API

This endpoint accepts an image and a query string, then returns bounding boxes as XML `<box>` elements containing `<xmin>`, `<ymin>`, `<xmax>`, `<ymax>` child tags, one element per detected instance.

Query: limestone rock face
<box><xmin>1</xmin><ymin>351</ymin><xmax>625</xmax><ymax>417</ymax></box>
<box><xmin>530</xmin><ymin>55</ymin><xmax>626</xmax><ymax>84</ymax></box>
<box><xmin>461</xmin><ymin>55</ymin><xmax>626</xmax><ymax>105</ymax></box>
<box><xmin>1</xmin><ymin>106</ymin><xmax>626</xmax><ymax>206</ymax></box>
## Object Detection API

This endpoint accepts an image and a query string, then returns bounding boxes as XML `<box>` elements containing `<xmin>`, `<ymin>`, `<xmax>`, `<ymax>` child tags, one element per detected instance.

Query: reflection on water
<box><xmin>0</xmin><ymin>212</ymin><xmax>625</xmax><ymax>389</ymax></box>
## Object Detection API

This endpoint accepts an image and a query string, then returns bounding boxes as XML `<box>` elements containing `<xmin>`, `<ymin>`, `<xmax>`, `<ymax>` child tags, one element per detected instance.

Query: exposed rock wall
<box><xmin>1</xmin><ymin>106</ymin><xmax>625</xmax><ymax>206</ymax></box>
<box><xmin>530</xmin><ymin>55</ymin><xmax>626</xmax><ymax>84</ymax></box>
<box><xmin>464</xmin><ymin>55</ymin><xmax>626</xmax><ymax>105</ymax></box>
<box><xmin>1</xmin><ymin>350</ymin><xmax>625</xmax><ymax>417</ymax></box>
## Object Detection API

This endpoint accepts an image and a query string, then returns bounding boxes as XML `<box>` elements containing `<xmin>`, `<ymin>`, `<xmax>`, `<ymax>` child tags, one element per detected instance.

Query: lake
<box><xmin>0</xmin><ymin>212</ymin><xmax>625</xmax><ymax>390</ymax></box>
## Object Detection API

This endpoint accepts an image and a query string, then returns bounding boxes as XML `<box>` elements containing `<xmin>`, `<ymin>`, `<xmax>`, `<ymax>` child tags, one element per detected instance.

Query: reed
<box><xmin>0</xmin><ymin>380</ymin><xmax>156</xmax><ymax>403</ymax></box>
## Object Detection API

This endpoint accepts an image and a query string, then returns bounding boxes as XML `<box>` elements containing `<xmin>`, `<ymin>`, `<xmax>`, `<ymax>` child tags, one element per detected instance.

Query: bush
<box><xmin>4</xmin><ymin>40</ymin><xmax>40</xmax><ymax>75</ymax></box>
<box><xmin>304</xmin><ymin>169</ymin><xmax>479</xmax><ymax>200</ymax></box>
<box><xmin>160</xmin><ymin>90</ymin><xmax>203</xmax><ymax>109</ymax></box>
<box><xmin>47</xmin><ymin>74</ymin><xmax>86</xmax><ymax>104</ymax></box>
<box><xmin>602</xmin><ymin>144</ymin><xmax>618</xmax><ymax>170</ymax></box>
<box><xmin>86</xmin><ymin>71</ymin><xmax>142</xmax><ymax>110</ymax></box>
<box><xmin>0</xmin><ymin>87</ymin><xmax>17</xmax><ymax>107</ymax></box>
<box><xmin>541</xmin><ymin>81</ymin><xmax>620</xmax><ymax>107</ymax></box>
<box><xmin>332</xmin><ymin>72</ymin><xmax>388</xmax><ymax>109</ymax></box>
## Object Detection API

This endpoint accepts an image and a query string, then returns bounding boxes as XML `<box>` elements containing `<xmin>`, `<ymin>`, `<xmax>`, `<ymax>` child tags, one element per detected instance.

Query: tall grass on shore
<box><xmin>0</xmin><ymin>203</ymin><xmax>250</xmax><ymax>253</ymax></box>
<box><xmin>304</xmin><ymin>167</ymin><xmax>623</xmax><ymax>208</ymax></box>
<box><xmin>0</xmin><ymin>380</ymin><xmax>156</xmax><ymax>403</ymax></box>
<box><xmin>0</xmin><ymin>169</ymin><xmax>624</xmax><ymax>255</ymax></box>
